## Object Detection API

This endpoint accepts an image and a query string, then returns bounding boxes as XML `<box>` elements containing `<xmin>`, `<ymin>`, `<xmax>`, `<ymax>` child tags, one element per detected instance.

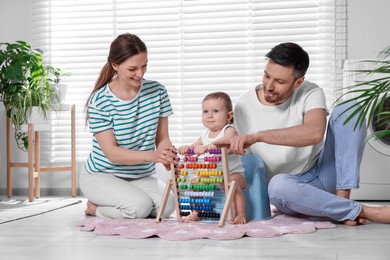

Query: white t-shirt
<box><xmin>201</xmin><ymin>124</ymin><xmax>244</xmax><ymax>175</ymax></box>
<box><xmin>234</xmin><ymin>81</ymin><xmax>328</xmax><ymax>180</ymax></box>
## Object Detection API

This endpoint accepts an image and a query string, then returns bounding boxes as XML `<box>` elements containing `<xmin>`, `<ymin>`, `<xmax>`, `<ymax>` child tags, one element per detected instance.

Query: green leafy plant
<box><xmin>336</xmin><ymin>46</ymin><xmax>390</xmax><ymax>142</ymax></box>
<box><xmin>0</xmin><ymin>41</ymin><xmax>67</xmax><ymax>151</ymax></box>
<box><xmin>45</xmin><ymin>65</ymin><xmax>70</xmax><ymax>104</ymax></box>
<box><xmin>46</xmin><ymin>65</ymin><xmax>71</xmax><ymax>84</ymax></box>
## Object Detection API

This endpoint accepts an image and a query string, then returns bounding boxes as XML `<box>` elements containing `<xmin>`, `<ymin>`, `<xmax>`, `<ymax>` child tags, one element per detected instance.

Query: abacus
<box><xmin>156</xmin><ymin>147</ymin><xmax>237</xmax><ymax>227</ymax></box>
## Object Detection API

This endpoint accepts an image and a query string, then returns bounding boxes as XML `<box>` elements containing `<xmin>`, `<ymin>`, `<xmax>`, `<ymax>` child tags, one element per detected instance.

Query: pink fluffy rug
<box><xmin>78</xmin><ymin>214</ymin><xmax>336</xmax><ymax>240</ymax></box>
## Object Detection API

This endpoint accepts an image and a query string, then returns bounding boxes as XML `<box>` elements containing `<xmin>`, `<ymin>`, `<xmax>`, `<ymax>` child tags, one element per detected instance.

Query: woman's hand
<box><xmin>149</xmin><ymin>146</ymin><xmax>177</xmax><ymax>165</ymax></box>
<box><xmin>151</xmin><ymin>146</ymin><xmax>178</xmax><ymax>171</ymax></box>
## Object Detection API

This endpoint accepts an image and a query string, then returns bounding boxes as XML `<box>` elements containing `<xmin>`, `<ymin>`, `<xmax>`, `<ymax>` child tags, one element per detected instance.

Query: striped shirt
<box><xmin>85</xmin><ymin>79</ymin><xmax>173</xmax><ymax>178</ymax></box>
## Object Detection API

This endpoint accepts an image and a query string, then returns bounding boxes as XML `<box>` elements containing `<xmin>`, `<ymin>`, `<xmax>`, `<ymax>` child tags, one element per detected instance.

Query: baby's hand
<box><xmin>194</xmin><ymin>145</ymin><xmax>208</xmax><ymax>155</ymax></box>
<box><xmin>178</xmin><ymin>145</ymin><xmax>191</xmax><ymax>155</ymax></box>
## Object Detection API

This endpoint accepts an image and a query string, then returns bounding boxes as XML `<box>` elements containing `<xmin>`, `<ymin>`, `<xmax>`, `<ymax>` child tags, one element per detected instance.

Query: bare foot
<box><xmin>181</xmin><ymin>212</ymin><xmax>202</xmax><ymax>222</ymax></box>
<box><xmin>334</xmin><ymin>189</ymin><xmax>390</xmax><ymax>226</ymax></box>
<box><xmin>342</xmin><ymin>204</ymin><xmax>390</xmax><ymax>226</ymax></box>
<box><xmin>359</xmin><ymin>205</ymin><xmax>390</xmax><ymax>224</ymax></box>
<box><xmin>85</xmin><ymin>200</ymin><xmax>97</xmax><ymax>216</ymax></box>
<box><xmin>230</xmin><ymin>213</ymin><xmax>247</xmax><ymax>225</ymax></box>
<box><xmin>343</xmin><ymin>218</ymin><xmax>367</xmax><ymax>226</ymax></box>
<box><xmin>336</xmin><ymin>189</ymin><xmax>351</xmax><ymax>199</ymax></box>
<box><xmin>335</xmin><ymin>189</ymin><xmax>366</xmax><ymax>226</ymax></box>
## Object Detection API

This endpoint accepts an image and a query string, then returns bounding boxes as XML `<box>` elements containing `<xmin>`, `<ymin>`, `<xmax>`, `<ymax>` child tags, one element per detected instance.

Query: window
<box><xmin>31</xmin><ymin>0</ymin><xmax>347</xmax><ymax>162</ymax></box>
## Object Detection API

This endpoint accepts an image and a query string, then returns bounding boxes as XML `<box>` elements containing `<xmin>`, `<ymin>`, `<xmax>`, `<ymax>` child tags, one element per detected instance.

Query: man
<box><xmin>215</xmin><ymin>42</ymin><xmax>390</xmax><ymax>225</ymax></box>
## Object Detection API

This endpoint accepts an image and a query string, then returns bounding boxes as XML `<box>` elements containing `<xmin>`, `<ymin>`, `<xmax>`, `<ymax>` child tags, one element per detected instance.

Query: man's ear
<box><xmin>294</xmin><ymin>76</ymin><xmax>305</xmax><ymax>89</ymax></box>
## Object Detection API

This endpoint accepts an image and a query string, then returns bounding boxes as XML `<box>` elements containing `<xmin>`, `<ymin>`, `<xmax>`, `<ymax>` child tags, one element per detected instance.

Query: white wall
<box><xmin>347</xmin><ymin>0</ymin><xmax>390</xmax><ymax>58</ymax></box>
<box><xmin>0</xmin><ymin>0</ymin><xmax>389</xmax><ymax>196</ymax></box>
<box><xmin>0</xmin><ymin>0</ymin><xmax>31</xmax><ymax>43</ymax></box>
<box><xmin>0</xmin><ymin>0</ymin><xmax>33</xmax><ymax>195</ymax></box>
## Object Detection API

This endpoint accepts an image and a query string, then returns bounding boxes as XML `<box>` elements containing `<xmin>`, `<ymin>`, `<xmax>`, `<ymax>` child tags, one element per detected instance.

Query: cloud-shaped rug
<box><xmin>78</xmin><ymin>214</ymin><xmax>336</xmax><ymax>240</ymax></box>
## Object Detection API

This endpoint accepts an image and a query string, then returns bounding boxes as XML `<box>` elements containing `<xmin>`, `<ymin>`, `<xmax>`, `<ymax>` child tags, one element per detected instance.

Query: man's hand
<box><xmin>213</xmin><ymin>134</ymin><xmax>257</xmax><ymax>155</ymax></box>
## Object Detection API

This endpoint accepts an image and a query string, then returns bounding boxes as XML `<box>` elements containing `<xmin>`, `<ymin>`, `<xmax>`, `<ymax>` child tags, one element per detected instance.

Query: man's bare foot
<box><xmin>85</xmin><ymin>200</ymin><xmax>97</xmax><ymax>216</ymax></box>
<box><xmin>181</xmin><ymin>213</ymin><xmax>202</xmax><ymax>222</ymax></box>
<box><xmin>230</xmin><ymin>213</ymin><xmax>247</xmax><ymax>225</ymax></box>
<box><xmin>336</xmin><ymin>189</ymin><xmax>351</xmax><ymax>199</ymax></box>
<box><xmin>343</xmin><ymin>204</ymin><xmax>390</xmax><ymax>226</ymax></box>
<box><xmin>359</xmin><ymin>205</ymin><xmax>390</xmax><ymax>224</ymax></box>
<box><xmin>335</xmin><ymin>189</ymin><xmax>365</xmax><ymax>226</ymax></box>
<box><xmin>343</xmin><ymin>218</ymin><xmax>367</xmax><ymax>226</ymax></box>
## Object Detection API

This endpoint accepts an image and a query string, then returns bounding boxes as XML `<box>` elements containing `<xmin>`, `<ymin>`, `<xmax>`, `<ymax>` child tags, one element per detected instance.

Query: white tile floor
<box><xmin>1</xmin><ymin>197</ymin><xmax>390</xmax><ymax>260</ymax></box>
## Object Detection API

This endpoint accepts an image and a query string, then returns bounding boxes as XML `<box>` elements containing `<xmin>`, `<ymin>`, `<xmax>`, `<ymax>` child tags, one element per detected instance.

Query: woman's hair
<box><xmin>85</xmin><ymin>33</ymin><xmax>147</xmax><ymax>113</ymax></box>
<box><xmin>202</xmin><ymin>91</ymin><xmax>234</xmax><ymax>123</ymax></box>
<box><xmin>265</xmin><ymin>42</ymin><xmax>309</xmax><ymax>79</ymax></box>
<box><xmin>87</xmin><ymin>33</ymin><xmax>148</xmax><ymax>103</ymax></box>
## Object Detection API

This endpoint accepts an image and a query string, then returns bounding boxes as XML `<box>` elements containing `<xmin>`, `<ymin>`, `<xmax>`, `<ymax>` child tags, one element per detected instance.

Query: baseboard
<box><xmin>351</xmin><ymin>183</ymin><xmax>390</xmax><ymax>201</ymax></box>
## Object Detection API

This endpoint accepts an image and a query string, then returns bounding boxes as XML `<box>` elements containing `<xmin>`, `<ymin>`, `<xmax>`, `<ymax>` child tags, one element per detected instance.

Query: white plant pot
<box><xmin>51</xmin><ymin>83</ymin><xmax>68</xmax><ymax>104</ymax></box>
<box><xmin>20</xmin><ymin>106</ymin><xmax>51</xmax><ymax>132</ymax></box>
<box><xmin>28</xmin><ymin>106</ymin><xmax>49</xmax><ymax>124</ymax></box>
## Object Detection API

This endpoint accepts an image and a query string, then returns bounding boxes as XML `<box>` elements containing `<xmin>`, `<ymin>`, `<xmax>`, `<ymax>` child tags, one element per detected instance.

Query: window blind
<box><xmin>31</xmin><ymin>0</ymin><xmax>346</xmax><ymax>163</ymax></box>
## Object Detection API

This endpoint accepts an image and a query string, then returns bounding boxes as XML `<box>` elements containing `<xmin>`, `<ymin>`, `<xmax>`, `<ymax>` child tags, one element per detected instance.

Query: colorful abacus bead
<box><xmin>189</xmin><ymin>184</ymin><xmax>216</xmax><ymax>190</ymax></box>
<box><xmin>204</xmin><ymin>156</ymin><xmax>222</xmax><ymax>162</ymax></box>
<box><xmin>208</xmin><ymin>148</ymin><xmax>221</xmax><ymax>154</ymax></box>
<box><xmin>179</xmin><ymin>205</ymin><xmax>213</xmax><ymax>211</ymax></box>
<box><xmin>184</xmin><ymin>156</ymin><xmax>197</xmax><ymax>162</ymax></box>
<box><xmin>179</xmin><ymin>198</ymin><xmax>190</xmax><ymax>203</ymax></box>
<box><xmin>183</xmin><ymin>191</ymin><xmax>215</xmax><ymax>197</ymax></box>
<box><xmin>197</xmin><ymin>212</ymin><xmax>220</xmax><ymax>218</ymax></box>
<box><xmin>186</xmin><ymin>198</ymin><xmax>212</xmax><ymax>204</ymax></box>
<box><xmin>177</xmin><ymin>177</ymin><xmax>186</xmax><ymax>183</ymax></box>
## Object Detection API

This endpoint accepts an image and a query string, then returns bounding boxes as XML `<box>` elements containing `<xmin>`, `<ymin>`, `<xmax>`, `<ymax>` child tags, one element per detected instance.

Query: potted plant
<box><xmin>337</xmin><ymin>45</ymin><xmax>390</xmax><ymax>142</ymax></box>
<box><xmin>46</xmin><ymin>65</ymin><xmax>71</xmax><ymax>104</ymax></box>
<box><xmin>0</xmin><ymin>40</ymin><xmax>66</xmax><ymax>151</ymax></box>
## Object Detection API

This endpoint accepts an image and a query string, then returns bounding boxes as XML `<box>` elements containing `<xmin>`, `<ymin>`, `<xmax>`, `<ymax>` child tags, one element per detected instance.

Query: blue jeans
<box><xmin>268</xmin><ymin>101</ymin><xmax>367</xmax><ymax>222</ymax></box>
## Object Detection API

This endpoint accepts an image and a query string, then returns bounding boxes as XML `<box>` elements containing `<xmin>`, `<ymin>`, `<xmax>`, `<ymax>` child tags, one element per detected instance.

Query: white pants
<box><xmin>79</xmin><ymin>168</ymin><xmax>175</xmax><ymax>219</ymax></box>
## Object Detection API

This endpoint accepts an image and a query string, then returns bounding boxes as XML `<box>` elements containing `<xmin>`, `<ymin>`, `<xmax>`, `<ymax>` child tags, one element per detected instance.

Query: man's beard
<box><xmin>263</xmin><ymin>83</ymin><xmax>295</xmax><ymax>104</ymax></box>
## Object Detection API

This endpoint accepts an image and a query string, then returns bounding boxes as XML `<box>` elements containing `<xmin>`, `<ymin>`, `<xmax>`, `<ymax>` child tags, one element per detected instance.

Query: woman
<box><xmin>79</xmin><ymin>33</ymin><xmax>177</xmax><ymax>219</ymax></box>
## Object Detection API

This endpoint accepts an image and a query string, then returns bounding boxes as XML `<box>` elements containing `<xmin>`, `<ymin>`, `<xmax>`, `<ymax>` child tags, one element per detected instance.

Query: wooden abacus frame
<box><xmin>156</xmin><ymin>147</ymin><xmax>237</xmax><ymax>227</ymax></box>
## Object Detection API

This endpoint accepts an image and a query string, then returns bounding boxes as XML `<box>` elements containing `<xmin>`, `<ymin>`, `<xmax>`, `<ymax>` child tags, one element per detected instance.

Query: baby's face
<box><xmin>201</xmin><ymin>98</ymin><xmax>231</xmax><ymax>132</ymax></box>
